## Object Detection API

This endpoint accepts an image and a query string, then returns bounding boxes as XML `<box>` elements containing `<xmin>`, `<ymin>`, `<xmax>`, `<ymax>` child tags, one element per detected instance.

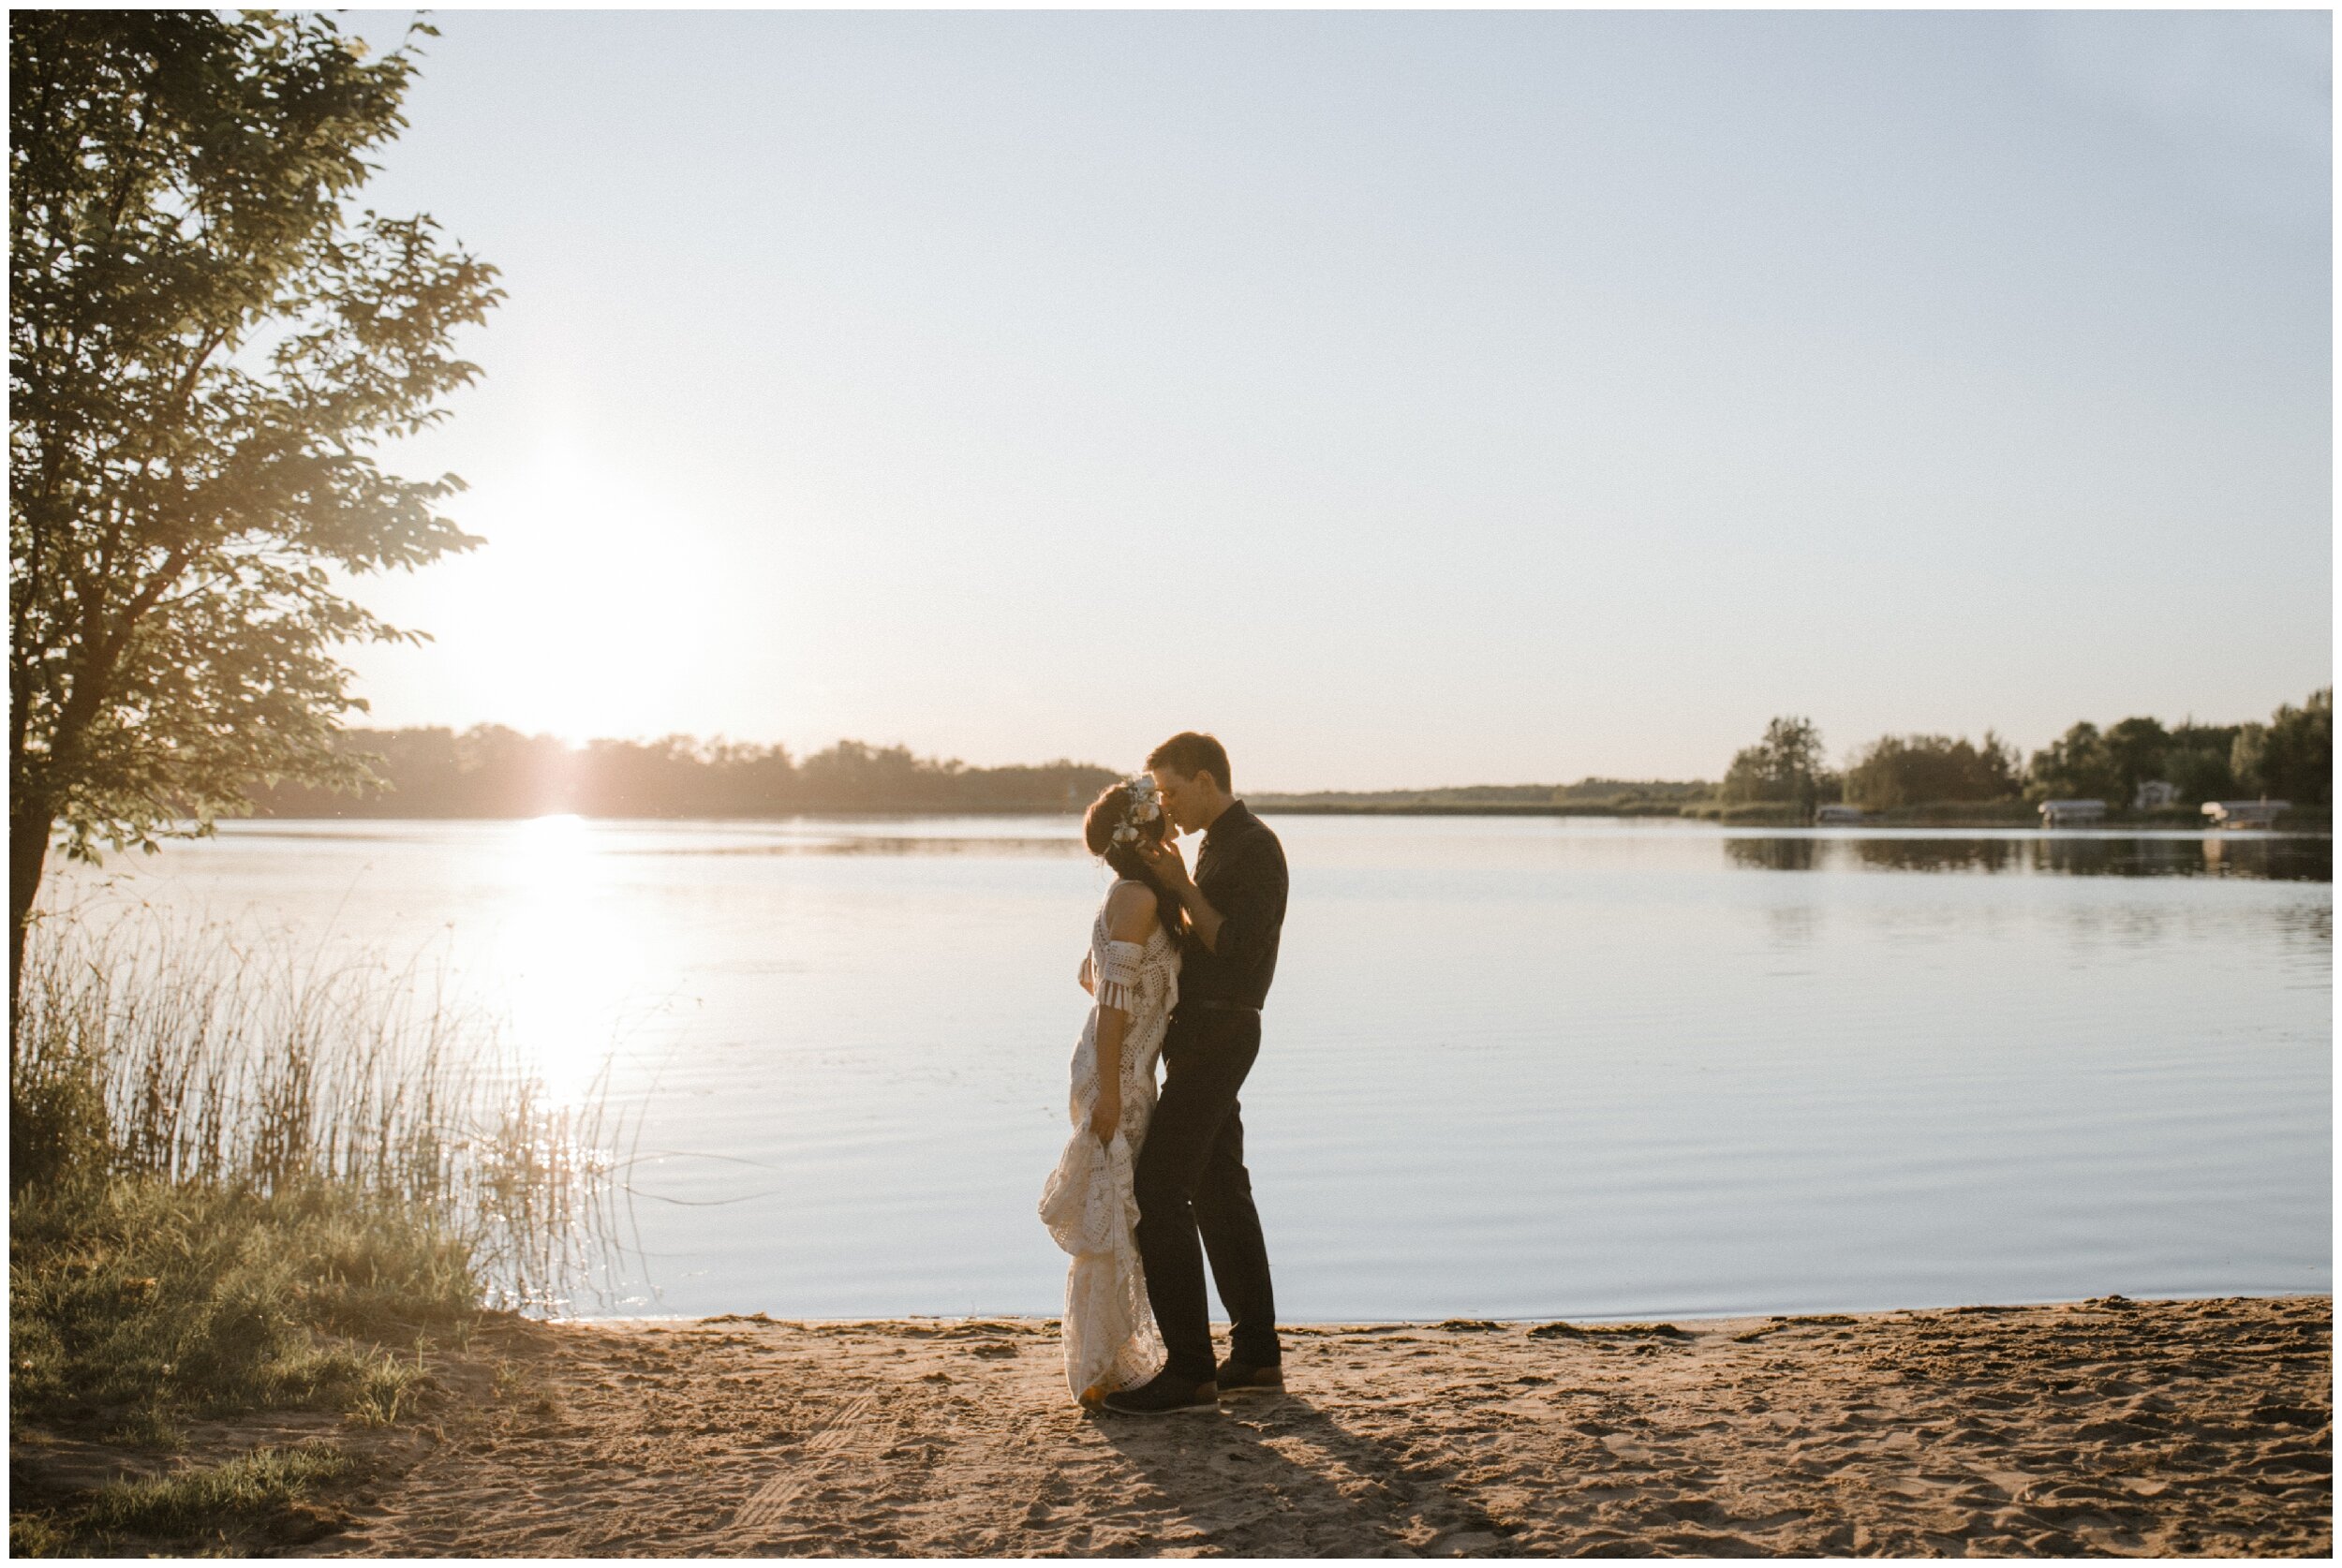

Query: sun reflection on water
<box><xmin>497</xmin><ymin>815</ymin><xmax>634</xmax><ymax>1105</ymax></box>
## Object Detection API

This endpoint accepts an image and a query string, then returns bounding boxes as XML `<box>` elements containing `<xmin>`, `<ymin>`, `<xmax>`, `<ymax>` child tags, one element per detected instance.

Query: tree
<box><xmin>1843</xmin><ymin>732</ymin><xmax>2021</xmax><ymax>810</ymax></box>
<box><xmin>2159</xmin><ymin>720</ymin><xmax>2240</xmax><ymax>806</ymax></box>
<box><xmin>2231</xmin><ymin>688</ymin><xmax>2332</xmax><ymax>806</ymax></box>
<box><xmin>2159</xmin><ymin>741</ymin><xmax>2234</xmax><ymax>806</ymax></box>
<box><xmin>2101</xmin><ymin>716</ymin><xmax>2172</xmax><ymax>806</ymax></box>
<box><xmin>2026</xmin><ymin>722</ymin><xmax>2118</xmax><ymax>804</ymax></box>
<box><xmin>9</xmin><ymin>12</ymin><xmax>498</xmax><ymax>998</ymax></box>
<box><xmin>1720</xmin><ymin>716</ymin><xmax>1831</xmax><ymax>814</ymax></box>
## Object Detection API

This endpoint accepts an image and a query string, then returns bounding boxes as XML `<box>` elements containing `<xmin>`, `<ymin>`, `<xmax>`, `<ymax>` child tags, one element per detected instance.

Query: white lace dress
<box><xmin>1037</xmin><ymin>883</ymin><xmax>1180</xmax><ymax>1404</ymax></box>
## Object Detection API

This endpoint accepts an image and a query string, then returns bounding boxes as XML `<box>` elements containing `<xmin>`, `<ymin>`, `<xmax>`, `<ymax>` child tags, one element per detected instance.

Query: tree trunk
<box><xmin>9</xmin><ymin>800</ymin><xmax>53</xmax><ymax>1043</ymax></box>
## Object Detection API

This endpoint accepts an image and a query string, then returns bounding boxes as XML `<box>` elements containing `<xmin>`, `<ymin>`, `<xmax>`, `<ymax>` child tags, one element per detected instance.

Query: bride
<box><xmin>1038</xmin><ymin>775</ymin><xmax>1186</xmax><ymax>1406</ymax></box>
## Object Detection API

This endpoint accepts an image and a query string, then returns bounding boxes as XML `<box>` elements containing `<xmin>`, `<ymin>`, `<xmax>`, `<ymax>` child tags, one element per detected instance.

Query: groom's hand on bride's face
<box><xmin>1134</xmin><ymin>834</ymin><xmax>1192</xmax><ymax>891</ymax></box>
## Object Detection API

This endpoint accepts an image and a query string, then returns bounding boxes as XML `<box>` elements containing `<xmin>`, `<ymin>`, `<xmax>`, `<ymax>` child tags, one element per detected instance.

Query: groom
<box><xmin>1110</xmin><ymin>731</ymin><xmax>1289</xmax><ymax>1415</ymax></box>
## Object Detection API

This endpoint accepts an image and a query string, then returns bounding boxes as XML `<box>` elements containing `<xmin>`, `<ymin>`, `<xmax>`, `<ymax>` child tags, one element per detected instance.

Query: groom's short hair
<box><xmin>1148</xmin><ymin>732</ymin><xmax>1232</xmax><ymax>794</ymax></box>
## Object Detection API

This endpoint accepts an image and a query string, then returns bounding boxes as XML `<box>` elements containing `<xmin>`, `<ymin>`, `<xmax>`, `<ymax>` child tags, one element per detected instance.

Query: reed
<box><xmin>10</xmin><ymin>907</ymin><xmax>631</xmax><ymax>1552</ymax></box>
<box><xmin>11</xmin><ymin>906</ymin><xmax>626</xmax><ymax>1312</ymax></box>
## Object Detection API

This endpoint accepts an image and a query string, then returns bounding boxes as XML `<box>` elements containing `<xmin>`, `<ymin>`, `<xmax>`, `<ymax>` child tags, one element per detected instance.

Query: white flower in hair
<box><xmin>1108</xmin><ymin>774</ymin><xmax>1161</xmax><ymax>850</ymax></box>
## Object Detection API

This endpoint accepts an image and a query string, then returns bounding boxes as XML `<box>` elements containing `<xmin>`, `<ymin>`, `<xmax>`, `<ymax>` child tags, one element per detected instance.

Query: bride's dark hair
<box><xmin>1083</xmin><ymin>781</ymin><xmax>1186</xmax><ymax>942</ymax></box>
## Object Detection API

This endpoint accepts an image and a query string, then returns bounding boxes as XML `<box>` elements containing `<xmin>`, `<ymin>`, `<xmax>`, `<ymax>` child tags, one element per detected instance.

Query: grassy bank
<box><xmin>9</xmin><ymin>1176</ymin><xmax>471</xmax><ymax>1553</ymax></box>
<box><xmin>9</xmin><ymin>911</ymin><xmax>617</xmax><ymax>1555</ymax></box>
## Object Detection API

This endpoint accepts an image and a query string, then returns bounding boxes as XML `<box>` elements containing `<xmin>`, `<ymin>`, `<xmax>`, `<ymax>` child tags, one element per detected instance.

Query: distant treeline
<box><xmin>1252</xmin><ymin>779</ymin><xmax>1712</xmax><ymax>812</ymax></box>
<box><xmin>247</xmin><ymin>690</ymin><xmax>2332</xmax><ymax>824</ymax></box>
<box><xmin>1719</xmin><ymin>688</ymin><xmax>2333</xmax><ymax>817</ymax></box>
<box><xmin>2020</xmin><ymin>696</ymin><xmax>2331</xmax><ymax>809</ymax></box>
<box><xmin>246</xmin><ymin>730</ymin><xmax>1120</xmax><ymax>818</ymax></box>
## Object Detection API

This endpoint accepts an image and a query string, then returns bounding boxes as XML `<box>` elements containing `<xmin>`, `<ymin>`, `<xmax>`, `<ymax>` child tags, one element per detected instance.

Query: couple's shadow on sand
<box><xmin>1084</xmin><ymin>1391</ymin><xmax>1499</xmax><ymax>1555</ymax></box>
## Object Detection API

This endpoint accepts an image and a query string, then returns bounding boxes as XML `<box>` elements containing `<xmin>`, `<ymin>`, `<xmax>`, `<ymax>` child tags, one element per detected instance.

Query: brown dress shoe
<box><xmin>1215</xmin><ymin>1356</ymin><xmax>1284</xmax><ymax>1396</ymax></box>
<box><xmin>1099</xmin><ymin>1368</ymin><xmax>1220</xmax><ymax>1415</ymax></box>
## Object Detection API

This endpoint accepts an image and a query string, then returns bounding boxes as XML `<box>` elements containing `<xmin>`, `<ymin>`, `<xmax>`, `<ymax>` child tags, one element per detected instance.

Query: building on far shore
<box><xmin>2202</xmin><ymin>799</ymin><xmax>2290</xmax><ymax>829</ymax></box>
<box><xmin>2038</xmin><ymin>799</ymin><xmax>2108</xmax><ymax>828</ymax></box>
<box><xmin>2132</xmin><ymin>779</ymin><xmax>2182</xmax><ymax>810</ymax></box>
<box><xmin>1815</xmin><ymin>804</ymin><xmax>1864</xmax><ymax>824</ymax></box>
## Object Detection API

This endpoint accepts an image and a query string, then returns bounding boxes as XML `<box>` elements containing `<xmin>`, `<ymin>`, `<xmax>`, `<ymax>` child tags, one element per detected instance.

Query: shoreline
<box><xmin>553</xmin><ymin>1287</ymin><xmax>2335</xmax><ymax>1330</ymax></box>
<box><xmin>215</xmin><ymin>806</ymin><xmax>2337</xmax><ymax>834</ymax></box>
<box><xmin>289</xmin><ymin>1293</ymin><xmax>2328</xmax><ymax>1556</ymax></box>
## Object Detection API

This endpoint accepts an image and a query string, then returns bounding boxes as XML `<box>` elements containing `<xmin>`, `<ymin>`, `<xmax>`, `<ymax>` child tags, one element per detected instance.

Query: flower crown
<box><xmin>1107</xmin><ymin>775</ymin><xmax>1164</xmax><ymax>850</ymax></box>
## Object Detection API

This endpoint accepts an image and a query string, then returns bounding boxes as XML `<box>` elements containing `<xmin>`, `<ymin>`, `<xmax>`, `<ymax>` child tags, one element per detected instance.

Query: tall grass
<box><xmin>11</xmin><ymin>906</ymin><xmax>627</xmax><ymax>1313</ymax></box>
<box><xmin>10</xmin><ymin>908</ymin><xmax>634</xmax><ymax>1551</ymax></box>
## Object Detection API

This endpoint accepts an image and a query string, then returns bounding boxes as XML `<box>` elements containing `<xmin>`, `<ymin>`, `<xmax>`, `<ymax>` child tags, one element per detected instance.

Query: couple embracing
<box><xmin>1039</xmin><ymin>732</ymin><xmax>1288</xmax><ymax>1415</ymax></box>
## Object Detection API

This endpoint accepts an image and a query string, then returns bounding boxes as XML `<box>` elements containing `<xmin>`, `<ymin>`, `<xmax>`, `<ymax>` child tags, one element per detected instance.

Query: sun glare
<box><xmin>437</xmin><ymin>438</ymin><xmax>730</xmax><ymax>744</ymax></box>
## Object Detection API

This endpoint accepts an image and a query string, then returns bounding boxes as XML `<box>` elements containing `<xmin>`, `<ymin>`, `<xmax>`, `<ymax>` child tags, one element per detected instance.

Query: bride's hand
<box><xmin>1078</xmin><ymin>953</ymin><xmax>1095</xmax><ymax>995</ymax></box>
<box><xmin>1090</xmin><ymin>1085</ymin><xmax>1121</xmax><ymax>1145</ymax></box>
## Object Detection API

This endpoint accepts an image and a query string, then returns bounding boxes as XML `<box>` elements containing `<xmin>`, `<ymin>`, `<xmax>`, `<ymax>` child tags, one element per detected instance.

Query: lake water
<box><xmin>54</xmin><ymin>815</ymin><xmax>2331</xmax><ymax>1323</ymax></box>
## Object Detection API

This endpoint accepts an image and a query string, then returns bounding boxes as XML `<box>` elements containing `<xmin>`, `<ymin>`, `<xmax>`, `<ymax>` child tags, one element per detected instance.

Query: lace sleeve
<box><xmin>1093</xmin><ymin>939</ymin><xmax>1148</xmax><ymax>1015</ymax></box>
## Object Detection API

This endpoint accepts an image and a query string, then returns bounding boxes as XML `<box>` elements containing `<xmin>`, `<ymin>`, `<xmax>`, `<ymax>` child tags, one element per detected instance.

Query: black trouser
<box><xmin>1134</xmin><ymin>1004</ymin><xmax>1280</xmax><ymax>1383</ymax></box>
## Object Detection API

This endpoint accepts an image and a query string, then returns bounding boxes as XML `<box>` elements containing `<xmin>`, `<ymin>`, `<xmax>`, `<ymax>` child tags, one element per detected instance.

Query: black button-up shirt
<box><xmin>1179</xmin><ymin>800</ymin><xmax>1289</xmax><ymax>1010</ymax></box>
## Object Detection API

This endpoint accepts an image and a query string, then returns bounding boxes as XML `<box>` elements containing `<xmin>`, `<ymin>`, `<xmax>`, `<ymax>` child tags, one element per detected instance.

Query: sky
<box><xmin>334</xmin><ymin>7</ymin><xmax>2332</xmax><ymax>791</ymax></box>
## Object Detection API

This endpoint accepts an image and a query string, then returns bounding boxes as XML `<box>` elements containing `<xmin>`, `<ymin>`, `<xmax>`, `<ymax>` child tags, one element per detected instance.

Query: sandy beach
<box><xmin>251</xmin><ymin>1294</ymin><xmax>2325</xmax><ymax>1557</ymax></box>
